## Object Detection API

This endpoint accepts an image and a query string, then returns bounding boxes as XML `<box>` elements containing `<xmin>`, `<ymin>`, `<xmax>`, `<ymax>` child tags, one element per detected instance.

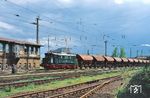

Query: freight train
<box><xmin>41</xmin><ymin>52</ymin><xmax>150</xmax><ymax>69</ymax></box>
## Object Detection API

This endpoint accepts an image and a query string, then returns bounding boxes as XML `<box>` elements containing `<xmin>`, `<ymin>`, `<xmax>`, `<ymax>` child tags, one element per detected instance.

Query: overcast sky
<box><xmin>0</xmin><ymin>0</ymin><xmax>150</xmax><ymax>57</ymax></box>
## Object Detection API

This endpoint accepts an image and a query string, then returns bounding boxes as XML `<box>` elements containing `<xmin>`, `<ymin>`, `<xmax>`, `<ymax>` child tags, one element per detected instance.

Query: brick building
<box><xmin>0</xmin><ymin>37</ymin><xmax>41</xmax><ymax>70</ymax></box>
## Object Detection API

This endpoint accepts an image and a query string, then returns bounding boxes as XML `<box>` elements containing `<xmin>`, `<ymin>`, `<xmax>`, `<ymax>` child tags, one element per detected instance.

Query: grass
<box><xmin>0</xmin><ymin>68</ymin><xmax>140</xmax><ymax>98</ymax></box>
<box><xmin>0</xmin><ymin>68</ymin><xmax>99</xmax><ymax>82</ymax></box>
<box><xmin>115</xmin><ymin>66</ymin><xmax>150</xmax><ymax>98</ymax></box>
<box><xmin>1</xmin><ymin>75</ymin><xmax>57</xmax><ymax>82</ymax></box>
<box><xmin>1</xmin><ymin>76</ymin><xmax>60</xmax><ymax>84</ymax></box>
<box><xmin>14</xmin><ymin>76</ymin><xmax>59</xmax><ymax>83</ymax></box>
<box><xmin>113</xmin><ymin>67</ymin><xmax>141</xmax><ymax>97</ymax></box>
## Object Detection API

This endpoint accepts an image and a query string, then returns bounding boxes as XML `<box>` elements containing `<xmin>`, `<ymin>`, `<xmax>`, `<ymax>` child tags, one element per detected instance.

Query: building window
<box><xmin>29</xmin><ymin>63</ymin><xmax>31</xmax><ymax>68</ymax></box>
<box><xmin>0</xmin><ymin>43</ymin><xmax>3</xmax><ymax>51</ymax></box>
<box><xmin>35</xmin><ymin>47</ymin><xmax>37</xmax><ymax>54</ymax></box>
<box><xmin>31</xmin><ymin>47</ymin><xmax>34</xmax><ymax>54</ymax></box>
<box><xmin>6</xmin><ymin>44</ymin><xmax>9</xmax><ymax>53</ymax></box>
<box><xmin>0</xmin><ymin>63</ymin><xmax>2</xmax><ymax>68</ymax></box>
<box><xmin>33</xmin><ymin>63</ymin><xmax>36</xmax><ymax>68</ymax></box>
<box><xmin>24</xmin><ymin>47</ymin><xmax>27</xmax><ymax>53</ymax></box>
<box><xmin>24</xmin><ymin>63</ymin><xmax>27</xmax><ymax>69</ymax></box>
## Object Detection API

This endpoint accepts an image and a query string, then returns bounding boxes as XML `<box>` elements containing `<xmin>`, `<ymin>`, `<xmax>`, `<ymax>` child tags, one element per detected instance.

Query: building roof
<box><xmin>77</xmin><ymin>54</ymin><xmax>93</xmax><ymax>61</ymax></box>
<box><xmin>93</xmin><ymin>55</ymin><xmax>105</xmax><ymax>62</ymax></box>
<box><xmin>113</xmin><ymin>57</ymin><xmax>122</xmax><ymax>62</ymax></box>
<box><xmin>103</xmin><ymin>56</ymin><xmax>114</xmax><ymax>62</ymax></box>
<box><xmin>0</xmin><ymin>37</ymin><xmax>41</xmax><ymax>46</ymax></box>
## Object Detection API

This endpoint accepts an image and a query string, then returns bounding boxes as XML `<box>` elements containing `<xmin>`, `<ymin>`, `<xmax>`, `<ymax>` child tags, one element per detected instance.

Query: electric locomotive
<box><xmin>41</xmin><ymin>52</ymin><xmax>78</xmax><ymax>69</ymax></box>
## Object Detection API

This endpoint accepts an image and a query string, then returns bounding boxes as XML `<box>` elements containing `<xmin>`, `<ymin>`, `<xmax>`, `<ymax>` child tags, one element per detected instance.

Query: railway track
<box><xmin>80</xmin><ymin>76</ymin><xmax>122</xmax><ymax>98</ymax></box>
<box><xmin>0</xmin><ymin>70</ymin><xmax>118</xmax><ymax>90</ymax></box>
<box><xmin>7</xmin><ymin>75</ymin><xmax>122</xmax><ymax>98</ymax></box>
<box><xmin>0</xmin><ymin>69</ymin><xmax>69</xmax><ymax>76</ymax></box>
<box><xmin>0</xmin><ymin>68</ymin><xmax>121</xmax><ymax>84</ymax></box>
<box><xmin>0</xmin><ymin>75</ymin><xmax>79</xmax><ymax>90</ymax></box>
<box><xmin>0</xmin><ymin>69</ymin><xmax>104</xmax><ymax>83</ymax></box>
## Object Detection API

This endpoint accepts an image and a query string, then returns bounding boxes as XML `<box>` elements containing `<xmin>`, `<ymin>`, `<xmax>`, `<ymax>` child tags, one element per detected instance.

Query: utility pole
<box><xmin>104</xmin><ymin>40</ymin><xmax>108</xmax><ymax>56</ymax></box>
<box><xmin>130</xmin><ymin>48</ymin><xmax>132</xmax><ymax>58</ymax></box>
<box><xmin>141</xmin><ymin>49</ymin><xmax>143</xmax><ymax>56</ymax></box>
<box><xmin>31</xmin><ymin>16</ymin><xmax>40</xmax><ymax>44</ymax></box>
<box><xmin>87</xmin><ymin>49</ymin><xmax>90</xmax><ymax>55</ymax></box>
<box><xmin>36</xmin><ymin>17</ymin><xmax>39</xmax><ymax>44</ymax></box>
<box><xmin>64</xmin><ymin>37</ymin><xmax>68</xmax><ymax>53</ymax></box>
<box><xmin>48</xmin><ymin>35</ymin><xmax>50</xmax><ymax>52</ymax></box>
<box><xmin>103</xmin><ymin>34</ymin><xmax>109</xmax><ymax>56</ymax></box>
<box><xmin>137</xmin><ymin>50</ymin><xmax>139</xmax><ymax>57</ymax></box>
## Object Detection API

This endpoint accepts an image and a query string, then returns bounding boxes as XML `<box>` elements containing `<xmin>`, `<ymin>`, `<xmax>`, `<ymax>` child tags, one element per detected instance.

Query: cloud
<box><xmin>8</xmin><ymin>0</ymin><xmax>75</xmax><ymax>7</ymax></box>
<box><xmin>141</xmin><ymin>44</ymin><xmax>150</xmax><ymax>47</ymax></box>
<box><xmin>57</xmin><ymin>0</ymin><xmax>74</xmax><ymax>5</ymax></box>
<box><xmin>0</xmin><ymin>21</ymin><xmax>27</xmax><ymax>36</ymax></box>
<box><xmin>8</xmin><ymin>0</ymin><xmax>41</xmax><ymax>5</ymax></box>
<box><xmin>7</xmin><ymin>0</ymin><xmax>150</xmax><ymax>9</ymax></box>
<box><xmin>143</xmin><ymin>0</ymin><xmax>150</xmax><ymax>4</ymax></box>
<box><xmin>7</xmin><ymin>0</ymin><xmax>114</xmax><ymax>8</ymax></box>
<box><xmin>114</xmin><ymin>0</ymin><xmax>124</xmax><ymax>5</ymax></box>
<box><xmin>113</xmin><ymin>0</ymin><xmax>150</xmax><ymax>5</ymax></box>
<box><xmin>0</xmin><ymin>21</ymin><xmax>15</xmax><ymax>30</ymax></box>
<box><xmin>1</xmin><ymin>0</ymin><xmax>150</xmax><ymax>56</ymax></box>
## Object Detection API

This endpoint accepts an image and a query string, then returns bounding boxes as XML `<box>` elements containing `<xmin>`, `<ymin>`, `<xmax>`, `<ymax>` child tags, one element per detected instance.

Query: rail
<box><xmin>7</xmin><ymin>75</ymin><xmax>121</xmax><ymax>98</ymax></box>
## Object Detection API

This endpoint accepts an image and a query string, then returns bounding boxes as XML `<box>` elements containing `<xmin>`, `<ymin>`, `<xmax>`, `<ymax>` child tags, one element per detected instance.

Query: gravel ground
<box><xmin>89</xmin><ymin>79</ymin><xmax>123</xmax><ymax>98</ymax></box>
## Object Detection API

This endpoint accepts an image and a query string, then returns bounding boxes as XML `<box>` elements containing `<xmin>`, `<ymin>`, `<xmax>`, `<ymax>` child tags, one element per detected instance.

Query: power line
<box><xmin>3</xmin><ymin>0</ymin><xmax>76</xmax><ymax>24</ymax></box>
<box><xmin>1</xmin><ymin>0</ymin><xmax>148</xmax><ymax>55</ymax></box>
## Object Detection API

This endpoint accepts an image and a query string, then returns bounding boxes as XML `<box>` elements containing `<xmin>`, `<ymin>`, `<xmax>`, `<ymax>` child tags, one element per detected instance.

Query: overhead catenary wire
<box><xmin>1</xmin><ymin>0</ymin><xmax>149</xmax><ymax>55</ymax></box>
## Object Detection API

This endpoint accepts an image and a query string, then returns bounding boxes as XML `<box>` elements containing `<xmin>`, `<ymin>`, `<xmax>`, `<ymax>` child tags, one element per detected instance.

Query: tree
<box><xmin>120</xmin><ymin>48</ymin><xmax>126</xmax><ymax>58</ymax></box>
<box><xmin>112</xmin><ymin>47</ymin><xmax>119</xmax><ymax>57</ymax></box>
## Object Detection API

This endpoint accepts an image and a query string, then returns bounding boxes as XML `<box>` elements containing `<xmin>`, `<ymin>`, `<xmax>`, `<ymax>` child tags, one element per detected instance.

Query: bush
<box><xmin>117</xmin><ymin>67</ymin><xmax>150</xmax><ymax>98</ymax></box>
<box><xmin>4</xmin><ymin>86</ymin><xmax>11</xmax><ymax>92</ymax></box>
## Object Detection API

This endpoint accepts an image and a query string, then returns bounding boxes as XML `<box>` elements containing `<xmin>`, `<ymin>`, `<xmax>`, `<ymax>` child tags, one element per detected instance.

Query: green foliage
<box><xmin>112</xmin><ymin>47</ymin><xmax>119</xmax><ymax>57</ymax></box>
<box><xmin>4</xmin><ymin>86</ymin><xmax>11</xmax><ymax>92</ymax></box>
<box><xmin>120</xmin><ymin>48</ymin><xmax>126</xmax><ymax>58</ymax></box>
<box><xmin>117</xmin><ymin>67</ymin><xmax>150</xmax><ymax>98</ymax></box>
<box><xmin>112</xmin><ymin>47</ymin><xmax>126</xmax><ymax>58</ymax></box>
